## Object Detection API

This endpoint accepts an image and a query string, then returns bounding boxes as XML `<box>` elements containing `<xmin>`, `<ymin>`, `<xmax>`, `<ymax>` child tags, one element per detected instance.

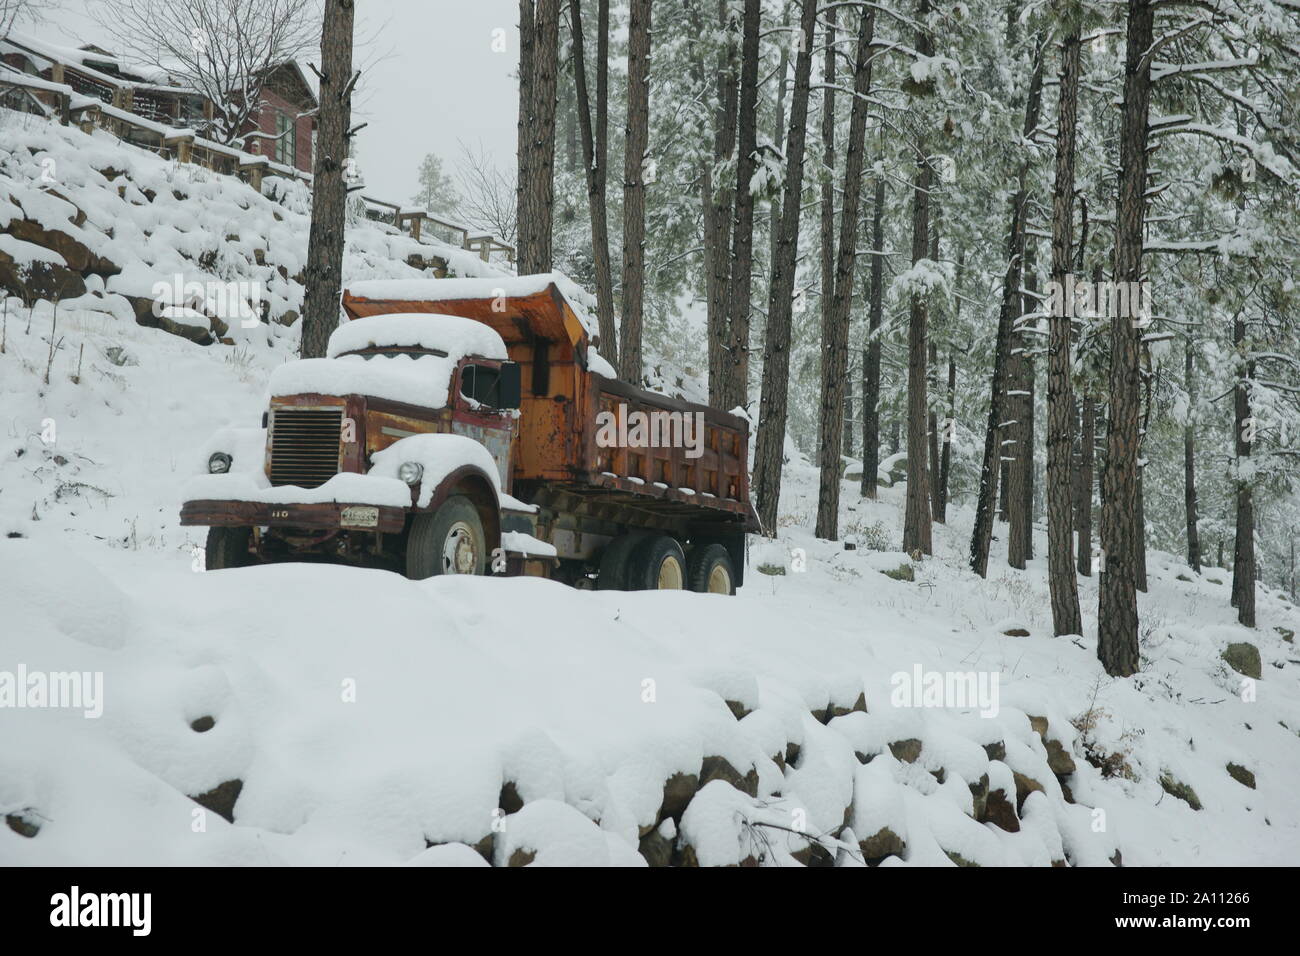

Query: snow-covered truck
<box><xmin>180</xmin><ymin>276</ymin><xmax>759</xmax><ymax>592</ymax></box>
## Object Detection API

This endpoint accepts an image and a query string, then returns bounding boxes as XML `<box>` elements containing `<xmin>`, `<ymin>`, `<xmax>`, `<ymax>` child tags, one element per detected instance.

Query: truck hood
<box><xmin>268</xmin><ymin>354</ymin><xmax>456</xmax><ymax>409</ymax></box>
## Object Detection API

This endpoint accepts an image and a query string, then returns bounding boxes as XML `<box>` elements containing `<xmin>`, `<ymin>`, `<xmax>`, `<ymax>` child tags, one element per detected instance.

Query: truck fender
<box><xmin>418</xmin><ymin>464</ymin><xmax>502</xmax><ymax>557</ymax></box>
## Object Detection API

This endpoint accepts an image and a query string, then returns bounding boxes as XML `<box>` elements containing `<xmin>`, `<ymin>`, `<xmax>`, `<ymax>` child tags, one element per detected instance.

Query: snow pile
<box><xmin>325</xmin><ymin>313</ymin><xmax>508</xmax><ymax>361</ymax></box>
<box><xmin>269</xmin><ymin>354</ymin><xmax>462</xmax><ymax>411</ymax></box>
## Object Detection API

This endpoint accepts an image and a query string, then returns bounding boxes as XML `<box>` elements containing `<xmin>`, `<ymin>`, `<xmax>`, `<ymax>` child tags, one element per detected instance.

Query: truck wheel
<box><xmin>597</xmin><ymin>532</ymin><xmax>645</xmax><ymax>590</ymax></box>
<box><xmin>687</xmin><ymin>543</ymin><xmax>736</xmax><ymax>595</ymax></box>
<box><xmin>406</xmin><ymin>495</ymin><xmax>486</xmax><ymax>580</ymax></box>
<box><xmin>627</xmin><ymin>535</ymin><xmax>687</xmax><ymax>591</ymax></box>
<box><xmin>205</xmin><ymin>526</ymin><xmax>252</xmax><ymax>570</ymax></box>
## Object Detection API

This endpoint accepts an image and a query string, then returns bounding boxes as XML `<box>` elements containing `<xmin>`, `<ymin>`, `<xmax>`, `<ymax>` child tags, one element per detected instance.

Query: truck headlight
<box><xmin>208</xmin><ymin>452</ymin><xmax>233</xmax><ymax>474</ymax></box>
<box><xmin>398</xmin><ymin>461</ymin><xmax>423</xmax><ymax>485</ymax></box>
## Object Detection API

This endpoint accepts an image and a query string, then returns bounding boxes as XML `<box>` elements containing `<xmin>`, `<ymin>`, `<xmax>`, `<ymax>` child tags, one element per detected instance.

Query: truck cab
<box><xmin>183</xmin><ymin>312</ymin><xmax>532</xmax><ymax>578</ymax></box>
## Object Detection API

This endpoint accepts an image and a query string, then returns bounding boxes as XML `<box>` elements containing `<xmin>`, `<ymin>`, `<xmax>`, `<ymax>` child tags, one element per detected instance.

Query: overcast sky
<box><xmin>30</xmin><ymin>1</ymin><xmax>522</xmax><ymax>206</ymax></box>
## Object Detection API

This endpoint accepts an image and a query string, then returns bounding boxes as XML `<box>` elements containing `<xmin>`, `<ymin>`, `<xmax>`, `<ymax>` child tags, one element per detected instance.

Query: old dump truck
<box><xmin>181</xmin><ymin>275</ymin><xmax>759</xmax><ymax>593</ymax></box>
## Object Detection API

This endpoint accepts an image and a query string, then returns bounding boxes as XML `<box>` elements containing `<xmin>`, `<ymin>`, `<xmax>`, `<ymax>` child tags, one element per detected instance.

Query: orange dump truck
<box><xmin>180</xmin><ymin>275</ymin><xmax>759</xmax><ymax>592</ymax></box>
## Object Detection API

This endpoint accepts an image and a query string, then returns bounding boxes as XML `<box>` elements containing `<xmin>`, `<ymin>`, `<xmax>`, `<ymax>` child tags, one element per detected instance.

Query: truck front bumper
<box><xmin>180</xmin><ymin>499</ymin><xmax>408</xmax><ymax>534</ymax></box>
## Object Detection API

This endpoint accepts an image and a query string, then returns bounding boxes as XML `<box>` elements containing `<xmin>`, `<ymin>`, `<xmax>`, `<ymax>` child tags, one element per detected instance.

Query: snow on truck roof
<box><xmin>326</xmin><ymin>313</ymin><xmax>508</xmax><ymax>361</ymax></box>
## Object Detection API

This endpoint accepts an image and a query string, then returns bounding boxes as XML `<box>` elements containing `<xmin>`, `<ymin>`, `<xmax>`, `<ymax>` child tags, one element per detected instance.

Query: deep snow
<box><xmin>2</xmin><ymin>289</ymin><xmax>1299</xmax><ymax>866</ymax></box>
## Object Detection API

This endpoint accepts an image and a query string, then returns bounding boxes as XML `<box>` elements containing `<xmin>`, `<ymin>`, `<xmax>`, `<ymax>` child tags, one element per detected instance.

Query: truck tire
<box><xmin>406</xmin><ymin>495</ymin><xmax>487</xmax><ymax>580</ymax></box>
<box><xmin>687</xmin><ymin>543</ymin><xmax>736</xmax><ymax>595</ymax></box>
<box><xmin>627</xmin><ymin>534</ymin><xmax>687</xmax><ymax>591</ymax></box>
<box><xmin>597</xmin><ymin>532</ymin><xmax>645</xmax><ymax>590</ymax></box>
<box><xmin>205</xmin><ymin>526</ymin><xmax>252</xmax><ymax>570</ymax></box>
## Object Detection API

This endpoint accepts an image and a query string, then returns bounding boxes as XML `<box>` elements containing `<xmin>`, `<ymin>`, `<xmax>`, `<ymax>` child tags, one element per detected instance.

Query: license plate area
<box><xmin>340</xmin><ymin>505</ymin><xmax>380</xmax><ymax>528</ymax></box>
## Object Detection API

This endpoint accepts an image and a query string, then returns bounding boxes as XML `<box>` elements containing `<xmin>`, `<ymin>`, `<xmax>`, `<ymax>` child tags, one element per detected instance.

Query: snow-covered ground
<box><xmin>3</xmin><ymin>292</ymin><xmax>1299</xmax><ymax>866</ymax></box>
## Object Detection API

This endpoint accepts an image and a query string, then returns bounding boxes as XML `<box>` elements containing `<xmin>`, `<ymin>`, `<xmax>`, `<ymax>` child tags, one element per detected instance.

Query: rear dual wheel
<box><xmin>597</xmin><ymin>534</ymin><xmax>735</xmax><ymax>594</ymax></box>
<box><xmin>687</xmin><ymin>543</ymin><xmax>736</xmax><ymax>595</ymax></box>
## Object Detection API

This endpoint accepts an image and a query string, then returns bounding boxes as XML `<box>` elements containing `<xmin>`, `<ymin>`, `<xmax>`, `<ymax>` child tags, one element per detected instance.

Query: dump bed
<box><xmin>341</xmin><ymin>276</ymin><xmax>759</xmax><ymax>533</ymax></box>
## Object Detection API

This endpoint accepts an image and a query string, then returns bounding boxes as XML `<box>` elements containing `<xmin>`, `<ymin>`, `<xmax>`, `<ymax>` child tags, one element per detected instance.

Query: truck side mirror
<box><xmin>499</xmin><ymin>361</ymin><xmax>522</xmax><ymax>409</ymax></box>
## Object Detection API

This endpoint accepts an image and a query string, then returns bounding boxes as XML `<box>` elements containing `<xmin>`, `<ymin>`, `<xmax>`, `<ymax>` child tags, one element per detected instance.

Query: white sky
<box><xmin>27</xmin><ymin>1</ymin><xmax>521</xmax><ymax>206</ymax></box>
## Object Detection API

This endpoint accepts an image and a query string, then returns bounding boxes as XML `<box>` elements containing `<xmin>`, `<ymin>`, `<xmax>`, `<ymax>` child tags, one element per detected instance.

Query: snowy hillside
<box><xmin>2</xmin><ymin>283</ymin><xmax>1298</xmax><ymax>866</ymax></box>
<box><xmin>0</xmin><ymin>106</ymin><xmax>496</xmax><ymax>349</ymax></box>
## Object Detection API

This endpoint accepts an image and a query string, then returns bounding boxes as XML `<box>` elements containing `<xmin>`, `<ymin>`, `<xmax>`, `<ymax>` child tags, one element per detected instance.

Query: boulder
<box><xmin>0</xmin><ymin>253</ymin><xmax>86</xmax><ymax>302</ymax></box>
<box><xmin>658</xmin><ymin>771</ymin><xmax>698</xmax><ymax>824</ymax></box>
<box><xmin>858</xmin><ymin>826</ymin><xmax>906</xmax><ymax>864</ymax></box>
<box><xmin>157</xmin><ymin>310</ymin><xmax>213</xmax><ymax>345</ymax></box>
<box><xmin>983</xmin><ymin>740</ymin><xmax>1007</xmax><ymax>762</ymax></box>
<box><xmin>698</xmin><ymin>755</ymin><xmax>758</xmax><ymax>798</ymax></box>
<box><xmin>968</xmin><ymin>773</ymin><xmax>990</xmax><ymax>820</ymax></box>
<box><xmin>1012</xmin><ymin>771</ymin><xmax>1044</xmax><ymax>812</ymax></box>
<box><xmin>639</xmin><ymin>821</ymin><xmax>675</xmax><ymax>867</ymax></box>
<box><xmin>888</xmin><ymin>738</ymin><xmax>923</xmax><ymax>764</ymax></box>
<box><xmin>191</xmin><ymin>778</ymin><xmax>242</xmax><ymax>823</ymax></box>
<box><xmin>725</xmin><ymin>698</ymin><xmax>752</xmax><ymax>720</ymax></box>
<box><xmin>883</xmin><ymin>563</ymin><xmax>914</xmax><ymax>582</ymax></box>
<box><xmin>1159</xmin><ymin>772</ymin><xmax>1202</xmax><ymax>811</ymax></box>
<box><xmin>498</xmin><ymin>780</ymin><xmax>524</xmax><ymax>815</ymax></box>
<box><xmin>983</xmin><ymin>788</ymin><xmax>1019</xmax><ymax>832</ymax></box>
<box><xmin>1226</xmin><ymin>763</ymin><xmax>1256</xmax><ymax>790</ymax></box>
<box><xmin>5</xmin><ymin>811</ymin><xmax>40</xmax><ymax>838</ymax></box>
<box><xmin>1222</xmin><ymin>642</ymin><xmax>1261</xmax><ymax>680</ymax></box>
<box><xmin>1028</xmin><ymin>715</ymin><xmax>1077</xmax><ymax>775</ymax></box>
<box><xmin>828</xmin><ymin>691</ymin><xmax>869</xmax><ymax>720</ymax></box>
<box><xmin>5</xmin><ymin>218</ymin><xmax>114</xmax><ymax>275</ymax></box>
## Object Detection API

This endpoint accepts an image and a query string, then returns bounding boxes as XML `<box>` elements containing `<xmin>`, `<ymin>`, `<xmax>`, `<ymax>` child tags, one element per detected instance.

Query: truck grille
<box><xmin>269</xmin><ymin>407</ymin><xmax>343</xmax><ymax>488</ymax></box>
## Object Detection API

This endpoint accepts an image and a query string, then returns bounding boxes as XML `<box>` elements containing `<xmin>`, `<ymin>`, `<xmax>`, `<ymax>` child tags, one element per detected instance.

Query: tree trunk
<box><xmin>569</xmin><ymin>0</ymin><xmax>617</xmax><ymax>357</ymax></box>
<box><xmin>1183</xmin><ymin>332</ymin><xmax>1200</xmax><ymax>572</ymax></box>
<box><xmin>517</xmin><ymin>0</ymin><xmax>560</xmax><ymax>276</ymax></box>
<box><xmin>1232</xmin><ymin>314</ymin><xmax>1256</xmax><ymax>626</ymax></box>
<box><xmin>1007</xmin><ymin>246</ymin><xmax>1032</xmax><ymax>570</ymax></box>
<box><xmin>927</xmin><ymin>214</ymin><xmax>941</xmax><ymax>521</ymax></box>
<box><xmin>1045</xmin><ymin>29</ymin><xmax>1082</xmax><ymax>634</ymax></box>
<box><xmin>815</xmin><ymin>9</ymin><xmax>875</xmax><ymax>541</ymax></box>
<box><xmin>300</xmin><ymin>0</ymin><xmax>356</xmax><ymax>359</ymax></box>
<box><xmin>1136</xmin><ymin>369</ymin><xmax>1151</xmax><ymax>592</ymax></box>
<box><xmin>719</xmin><ymin>0</ymin><xmax>761</xmax><ymax>411</ymax></box>
<box><xmin>618</xmin><ymin>0</ymin><xmax>653</xmax><ymax>383</ymax></box>
<box><xmin>1097</xmin><ymin>0</ymin><xmax>1153</xmax><ymax>678</ymax></box>
<box><xmin>1076</xmin><ymin>394</ymin><xmax>1095</xmax><ymax>575</ymax></box>
<box><xmin>902</xmin><ymin>0</ymin><xmax>935</xmax><ymax>557</ymax></box>
<box><xmin>844</xmin><ymin>381</ymin><xmax>855</xmax><ymax>458</ymax></box>
<box><xmin>938</xmin><ymin>352</ymin><xmax>955</xmax><ymax>521</ymax></box>
<box><xmin>752</xmin><ymin>0</ymin><xmax>818</xmax><ymax>533</ymax></box>
<box><xmin>969</xmin><ymin>39</ymin><xmax>1044</xmax><ymax>576</ymax></box>
<box><xmin>768</xmin><ymin>3</ymin><xmax>790</xmax><ymax>286</ymax></box>
<box><xmin>860</xmin><ymin>168</ymin><xmax>885</xmax><ymax>500</ymax></box>
<box><xmin>706</xmin><ymin>7</ymin><xmax>738</xmax><ymax>407</ymax></box>
<box><xmin>818</xmin><ymin>5</ymin><xmax>837</xmax><ymax>429</ymax></box>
